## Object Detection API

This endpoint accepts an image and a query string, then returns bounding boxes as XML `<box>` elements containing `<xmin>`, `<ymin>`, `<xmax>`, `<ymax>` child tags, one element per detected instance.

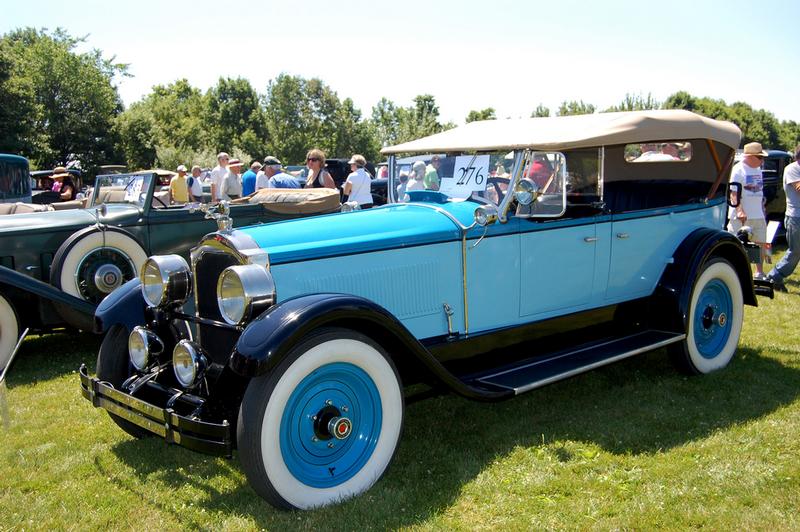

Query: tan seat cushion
<box><xmin>234</xmin><ymin>188</ymin><xmax>341</xmax><ymax>215</ymax></box>
<box><xmin>96</xmin><ymin>187</ymin><xmax>128</xmax><ymax>204</ymax></box>
<box><xmin>151</xmin><ymin>190</ymin><xmax>170</xmax><ymax>208</ymax></box>
<box><xmin>0</xmin><ymin>202</ymin><xmax>55</xmax><ymax>215</ymax></box>
<box><xmin>50</xmin><ymin>199</ymin><xmax>86</xmax><ymax>210</ymax></box>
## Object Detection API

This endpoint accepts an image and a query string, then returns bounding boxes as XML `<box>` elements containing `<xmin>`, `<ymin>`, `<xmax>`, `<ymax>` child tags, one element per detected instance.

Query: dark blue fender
<box><xmin>0</xmin><ymin>264</ymin><xmax>96</xmax><ymax>330</ymax></box>
<box><xmin>651</xmin><ymin>227</ymin><xmax>756</xmax><ymax>332</ymax></box>
<box><xmin>230</xmin><ymin>293</ymin><xmax>513</xmax><ymax>402</ymax></box>
<box><xmin>94</xmin><ymin>278</ymin><xmax>147</xmax><ymax>334</ymax></box>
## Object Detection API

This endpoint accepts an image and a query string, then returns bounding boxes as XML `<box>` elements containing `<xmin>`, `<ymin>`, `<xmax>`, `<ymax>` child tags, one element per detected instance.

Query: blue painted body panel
<box><xmin>239</xmin><ymin>202</ymin><xmax>473</xmax><ymax>264</ymax></box>
<box><xmin>271</xmin><ymin>241</ymin><xmax>464</xmax><ymax>338</ymax></box>
<box><xmin>245</xmin><ymin>196</ymin><xmax>728</xmax><ymax>340</ymax></box>
<box><xmin>605</xmin><ymin>201</ymin><xmax>726</xmax><ymax>301</ymax></box>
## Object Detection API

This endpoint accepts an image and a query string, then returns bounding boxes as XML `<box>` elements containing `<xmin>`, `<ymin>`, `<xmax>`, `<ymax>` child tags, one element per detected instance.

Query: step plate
<box><xmin>474</xmin><ymin>330</ymin><xmax>685</xmax><ymax>394</ymax></box>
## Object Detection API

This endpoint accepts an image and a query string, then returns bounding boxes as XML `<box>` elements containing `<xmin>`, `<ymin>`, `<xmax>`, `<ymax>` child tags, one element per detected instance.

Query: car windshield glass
<box><xmin>91</xmin><ymin>174</ymin><xmax>152</xmax><ymax>207</ymax></box>
<box><xmin>392</xmin><ymin>150</ymin><xmax>517</xmax><ymax>205</ymax></box>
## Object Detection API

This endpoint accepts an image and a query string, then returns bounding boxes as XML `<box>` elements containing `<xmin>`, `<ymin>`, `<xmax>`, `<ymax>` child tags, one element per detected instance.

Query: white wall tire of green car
<box><xmin>0</xmin><ymin>293</ymin><xmax>20</xmax><ymax>373</ymax></box>
<box><xmin>55</xmin><ymin>230</ymin><xmax>147</xmax><ymax>301</ymax></box>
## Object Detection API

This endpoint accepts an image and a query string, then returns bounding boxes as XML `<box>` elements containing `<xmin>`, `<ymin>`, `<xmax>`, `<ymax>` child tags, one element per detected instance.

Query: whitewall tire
<box><xmin>237</xmin><ymin>328</ymin><xmax>403</xmax><ymax>510</ymax></box>
<box><xmin>51</xmin><ymin>228</ymin><xmax>147</xmax><ymax>305</ymax></box>
<box><xmin>669</xmin><ymin>258</ymin><xmax>744</xmax><ymax>374</ymax></box>
<box><xmin>0</xmin><ymin>293</ymin><xmax>20</xmax><ymax>373</ymax></box>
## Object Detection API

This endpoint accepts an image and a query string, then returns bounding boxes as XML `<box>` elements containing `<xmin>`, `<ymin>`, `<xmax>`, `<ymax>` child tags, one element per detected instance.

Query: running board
<box><xmin>469</xmin><ymin>330</ymin><xmax>685</xmax><ymax>395</ymax></box>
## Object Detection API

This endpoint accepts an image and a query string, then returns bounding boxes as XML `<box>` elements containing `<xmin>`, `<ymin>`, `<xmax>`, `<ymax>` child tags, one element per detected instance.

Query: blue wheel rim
<box><xmin>693</xmin><ymin>278</ymin><xmax>733</xmax><ymax>359</ymax></box>
<box><xmin>280</xmin><ymin>362</ymin><xmax>382</xmax><ymax>488</ymax></box>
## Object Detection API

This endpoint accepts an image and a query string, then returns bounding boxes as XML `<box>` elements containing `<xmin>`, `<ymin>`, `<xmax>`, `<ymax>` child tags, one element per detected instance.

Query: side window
<box><xmin>625</xmin><ymin>141</ymin><xmax>692</xmax><ymax>162</ymax></box>
<box><xmin>563</xmin><ymin>149</ymin><xmax>600</xmax><ymax>199</ymax></box>
<box><xmin>516</xmin><ymin>152</ymin><xmax>567</xmax><ymax>218</ymax></box>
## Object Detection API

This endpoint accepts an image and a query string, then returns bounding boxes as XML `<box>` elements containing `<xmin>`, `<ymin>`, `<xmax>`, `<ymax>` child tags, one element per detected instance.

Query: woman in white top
<box><xmin>343</xmin><ymin>154</ymin><xmax>374</xmax><ymax>208</ymax></box>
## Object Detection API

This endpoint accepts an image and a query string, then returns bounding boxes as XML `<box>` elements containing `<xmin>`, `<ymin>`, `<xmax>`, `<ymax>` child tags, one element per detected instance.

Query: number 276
<box><xmin>456</xmin><ymin>166</ymin><xmax>485</xmax><ymax>185</ymax></box>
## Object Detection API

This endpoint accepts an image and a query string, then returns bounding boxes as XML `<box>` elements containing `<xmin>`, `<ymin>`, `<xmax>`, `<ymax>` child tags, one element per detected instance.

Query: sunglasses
<box><xmin>307</xmin><ymin>157</ymin><xmax>320</xmax><ymax>162</ymax></box>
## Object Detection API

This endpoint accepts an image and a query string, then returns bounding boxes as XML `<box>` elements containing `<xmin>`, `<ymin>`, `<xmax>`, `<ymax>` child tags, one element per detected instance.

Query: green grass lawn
<box><xmin>2</xmin><ymin>258</ymin><xmax>800</xmax><ymax>530</ymax></box>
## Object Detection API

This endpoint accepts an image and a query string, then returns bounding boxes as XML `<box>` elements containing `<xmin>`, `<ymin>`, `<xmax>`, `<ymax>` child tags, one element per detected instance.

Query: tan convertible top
<box><xmin>381</xmin><ymin>110</ymin><xmax>741</xmax><ymax>154</ymax></box>
<box><xmin>232</xmin><ymin>187</ymin><xmax>341</xmax><ymax>215</ymax></box>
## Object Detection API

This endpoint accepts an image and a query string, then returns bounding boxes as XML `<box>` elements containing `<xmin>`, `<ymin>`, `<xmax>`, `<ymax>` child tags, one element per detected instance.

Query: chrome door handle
<box><xmin>616</xmin><ymin>233</ymin><xmax>629</xmax><ymax>239</ymax></box>
<box><xmin>584</xmin><ymin>237</ymin><xmax>598</xmax><ymax>243</ymax></box>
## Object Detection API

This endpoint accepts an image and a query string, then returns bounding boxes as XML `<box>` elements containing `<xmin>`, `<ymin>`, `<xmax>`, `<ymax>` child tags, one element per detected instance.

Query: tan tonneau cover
<box><xmin>233</xmin><ymin>187</ymin><xmax>341</xmax><ymax>215</ymax></box>
<box><xmin>382</xmin><ymin>110</ymin><xmax>741</xmax><ymax>154</ymax></box>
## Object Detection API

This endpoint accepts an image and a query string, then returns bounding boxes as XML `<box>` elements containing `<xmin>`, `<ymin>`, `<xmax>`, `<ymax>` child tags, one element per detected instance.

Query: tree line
<box><xmin>1</xmin><ymin>28</ymin><xmax>798</xmax><ymax>177</ymax></box>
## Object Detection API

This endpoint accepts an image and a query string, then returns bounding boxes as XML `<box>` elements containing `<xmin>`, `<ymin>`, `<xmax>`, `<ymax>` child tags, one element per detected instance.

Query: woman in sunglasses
<box><xmin>304</xmin><ymin>148</ymin><xmax>336</xmax><ymax>189</ymax></box>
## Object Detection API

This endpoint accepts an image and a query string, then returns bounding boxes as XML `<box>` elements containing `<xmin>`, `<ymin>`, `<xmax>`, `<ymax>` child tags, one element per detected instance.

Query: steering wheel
<box><xmin>152</xmin><ymin>194</ymin><xmax>168</xmax><ymax>208</ymax></box>
<box><xmin>486</xmin><ymin>177</ymin><xmax>510</xmax><ymax>203</ymax></box>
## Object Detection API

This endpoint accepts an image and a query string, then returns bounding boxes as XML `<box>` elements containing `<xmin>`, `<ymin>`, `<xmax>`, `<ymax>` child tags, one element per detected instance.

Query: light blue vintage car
<box><xmin>80</xmin><ymin>110</ymin><xmax>768</xmax><ymax>510</ymax></box>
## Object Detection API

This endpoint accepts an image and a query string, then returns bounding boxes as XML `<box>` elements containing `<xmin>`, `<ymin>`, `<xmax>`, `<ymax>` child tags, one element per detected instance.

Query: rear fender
<box><xmin>229</xmin><ymin>293</ymin><xmax>511</xmax><ymax>401</ymax></box>
<box><xmin>651</xmin><ymin>228</ymin><xmax>756</xmax><ymax>332</ymax></box>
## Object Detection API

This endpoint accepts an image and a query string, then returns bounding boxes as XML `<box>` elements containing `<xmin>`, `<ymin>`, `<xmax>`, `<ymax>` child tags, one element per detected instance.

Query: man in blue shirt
<box><xmin>260</xmin><ymin>156</ymin><xmax>300</xmax><ymax>189</ymax></box>
<box><xmin>241</xmin><ymin>161</ymin><xmax>261</xmax><ymax>196</ymax></box>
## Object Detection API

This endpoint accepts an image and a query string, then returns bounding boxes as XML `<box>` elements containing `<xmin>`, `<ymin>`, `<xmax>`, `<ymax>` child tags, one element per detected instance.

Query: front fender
<box><xmin>652</xmin><ymin>227</ymin><xmax>756</xmax><ymax>332</ymax></box>
<box><xmin>0</xmin><ymin>264</ymin><xmax>95</xmax><ymax>318</ymax></box>
<box><xmin>94</xmin><ymin>278</ymin><xmax>147</xmax><ymax>334</ymax></box>
<box><xmin>230</xmin><ymin>293</ymin><xmax>512</xmax><ymax>402</ymax></box>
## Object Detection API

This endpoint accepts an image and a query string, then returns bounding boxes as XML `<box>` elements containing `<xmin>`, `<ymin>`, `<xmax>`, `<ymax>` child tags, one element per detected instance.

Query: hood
<box><xmin>0</xmin><ymin>204</ymin><xmax>140</xmax><ymax>236</ymax></box>
<box><xmin>237</xmin><ymin>201</ymin><xmax>480</xmax><ymax>264</ymax></box>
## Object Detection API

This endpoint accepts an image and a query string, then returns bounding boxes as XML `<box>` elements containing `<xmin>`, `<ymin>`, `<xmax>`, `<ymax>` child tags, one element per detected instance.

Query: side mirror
<box><xmin>474</xmin><ymin>205</ymin><xmax>498</xmax><ymax>227</ymax></box>
<box><xmin>727</xmin><ymin>182</ymin><xmax>742</xmax><ymax>208</ymax></box>
<box><xmin>514</xmin><ymin>178</ymin><xmax>540</xmax><ymax>206</ymax></box>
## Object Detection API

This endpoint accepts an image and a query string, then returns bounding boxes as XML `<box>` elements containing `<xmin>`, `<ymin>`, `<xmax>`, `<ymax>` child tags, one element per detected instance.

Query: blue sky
<box><xmin>3</xmin><ymin>0</ymin><xmax>799</xmax><ymax>125</ymax></box>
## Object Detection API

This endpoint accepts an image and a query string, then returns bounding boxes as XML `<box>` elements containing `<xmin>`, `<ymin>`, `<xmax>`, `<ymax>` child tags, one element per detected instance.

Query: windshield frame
<box><xmin>90</xmin><ymin>172</ymin><xmax>155</xmax><ymax>210</ymax></box>
<box><xmin>388</xmin><ymin>150</ymin><xmax>525</xmax><ymax>217</ymax></box>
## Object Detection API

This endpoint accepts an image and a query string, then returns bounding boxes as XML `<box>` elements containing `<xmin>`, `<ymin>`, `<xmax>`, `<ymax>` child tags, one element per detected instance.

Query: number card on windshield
<box><xmin>123</xmin><ymin>175</ymin><xmax>145</xmax><ymax>203</ymax></box>
<box><xmin>439</xmin><ymin>155</ymin><xmax>490</xmax><ymax>199</ymax></box>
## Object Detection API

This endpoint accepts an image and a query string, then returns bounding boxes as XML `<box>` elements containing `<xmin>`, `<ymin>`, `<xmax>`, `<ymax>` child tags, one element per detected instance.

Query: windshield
<box><xmin>91</xmin><ymin>173</ymin><xmax>153</xmax><ymax>208</ymax></box>
<box><xmin>391</xmin><ymin>150</ymin><xmax>519</xmax><ymax>205</ymax></box>
<box><xmin>0</xmin><ymin>157</ymin><xmax>31</xmax><ymax>202</ymax></box>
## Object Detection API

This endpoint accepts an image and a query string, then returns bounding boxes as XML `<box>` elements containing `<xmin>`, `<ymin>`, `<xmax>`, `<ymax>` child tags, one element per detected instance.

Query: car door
<box><xmin>518</xmin><ymin>218</ymin><xmax>599</xmax><ymax>320</ymax></box>
<box><xmin>464</xmin><ymin>218</ymin><xmax>522</xmax><ymax>333</ymax></box>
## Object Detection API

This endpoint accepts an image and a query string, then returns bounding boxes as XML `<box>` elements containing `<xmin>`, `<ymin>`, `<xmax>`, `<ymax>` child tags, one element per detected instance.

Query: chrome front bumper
<box><xmin>79</xmin><ymin>364</ymin><xmax>232</xmax><ymax>456</ymax></box>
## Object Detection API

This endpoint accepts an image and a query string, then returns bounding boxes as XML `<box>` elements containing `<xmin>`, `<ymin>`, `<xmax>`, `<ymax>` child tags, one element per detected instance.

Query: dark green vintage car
<box><xmin>0</xmin><ymin>172</ymin><xmax>340</xmax><ymax>373</ymax></box>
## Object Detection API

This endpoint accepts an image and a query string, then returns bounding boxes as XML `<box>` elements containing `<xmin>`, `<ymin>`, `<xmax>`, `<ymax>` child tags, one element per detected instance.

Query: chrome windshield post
<box><xmin>498</xmin><ymin>149</ymin><xmax>528</xmax><ymax>223</ymax></box>
<box><xmin>387</xmin><ymin>155</ymin><xmax>397</xmax><ymax>203</ymax></box>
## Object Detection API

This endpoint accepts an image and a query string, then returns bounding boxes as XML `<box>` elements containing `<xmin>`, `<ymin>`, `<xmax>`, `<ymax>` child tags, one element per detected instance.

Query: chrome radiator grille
<box><xmin>193</xmin><ymin>249</ymin><xmax>241</xmax><ymax>361</ymax></box>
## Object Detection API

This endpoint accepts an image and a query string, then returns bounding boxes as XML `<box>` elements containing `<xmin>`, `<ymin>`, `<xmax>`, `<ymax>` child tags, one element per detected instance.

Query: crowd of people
<box><xmin>166</xmin><ymin>149</ymin><xmax>376</xmax><ymax>208</ymax></box>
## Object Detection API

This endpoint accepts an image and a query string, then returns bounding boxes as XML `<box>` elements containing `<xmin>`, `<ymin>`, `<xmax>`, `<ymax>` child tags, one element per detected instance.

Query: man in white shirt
<box><xmin>210</xmin><ymin>152</ymin><xmax>229</xmax><ymax>201</ymax></box>
<box><xmin>728</xmin><ymin>142</ymin><xmax>768</xmax><ymax>278</ymax></box>
<box><xmin>187</xmin><ymin>165</ymin><xmax>204</xmax><ymax>202</ymax></box>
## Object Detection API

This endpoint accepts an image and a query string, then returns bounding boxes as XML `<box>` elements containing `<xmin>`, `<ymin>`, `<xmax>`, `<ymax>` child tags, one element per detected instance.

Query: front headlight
<box><xmin>128</xmin><ymin>326</ymin><xmax>163</xmax><ymax>371</ymax></box>
<box><xmin>217</xmin><ymin>264</ymin><xmax>276</xmax><ymax>325</ymax></box>
<box><xmin>172</xmin><ymin>340</ymin><xmax>207</xmax><ymax>388</ymax></box>
<box><xmin>141</xmin><ymin>255</ymin><xmax>192</xmax><ymax>308</ymax></box>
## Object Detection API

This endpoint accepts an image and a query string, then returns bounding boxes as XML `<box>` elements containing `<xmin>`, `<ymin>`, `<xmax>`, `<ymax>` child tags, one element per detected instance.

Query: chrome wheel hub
<box><xmin>94</xmin><ymin>263</ymin><xmax>124</xmax><ymax>294</ymax></box>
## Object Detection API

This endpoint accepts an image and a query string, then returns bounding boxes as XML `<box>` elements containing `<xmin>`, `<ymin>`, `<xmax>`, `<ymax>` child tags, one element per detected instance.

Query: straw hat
<box><xmin>742</xmin><ymin>142</ymin><xmax>768</xmax><ymax>158</ymax></box>
<box><xmin>51</xmin><ymin>166</ymin><xmax>71</xmax><ymax>179</ymax></box>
